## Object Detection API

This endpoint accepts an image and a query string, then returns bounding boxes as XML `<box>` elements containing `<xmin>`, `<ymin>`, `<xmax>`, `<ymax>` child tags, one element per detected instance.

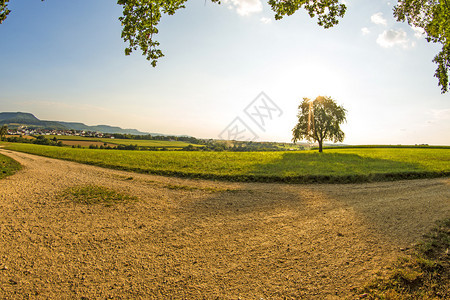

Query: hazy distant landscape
<box><xmin>0</xmin><ymin>112</ymin><xmax>158</xmax><ymax>135</ymax></box>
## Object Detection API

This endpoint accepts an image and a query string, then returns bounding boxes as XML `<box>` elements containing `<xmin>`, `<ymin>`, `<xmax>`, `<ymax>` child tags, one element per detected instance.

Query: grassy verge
<box><xmin>2</xmin><ymin>143</ymin><xmax>449</xmax><ymax>183</ymax></box>
<box><xmin>0</xmin><ymin>153</ymin><xmax>21</xmax><ymax>179</ymax></box>
<box><xmin>61</xmin><ymin>185</ymin><xmax>137</xmax><ymax>206</ymax></box>
<box><xmin>359</xmin><ymin>218</ymin><xmax>450</xmax><ymax>299</ymax></box>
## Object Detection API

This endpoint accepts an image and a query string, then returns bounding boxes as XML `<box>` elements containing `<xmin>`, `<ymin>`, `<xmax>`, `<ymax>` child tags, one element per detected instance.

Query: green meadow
<box><xmin>3</xmin><ymin>143</ymin><xmax>449</xmax><ymax>183</ymax></box>
<box><xmin>0</xmin><ymin>153</ymin><xmax>22</xmax><ymax>179</ymax></box>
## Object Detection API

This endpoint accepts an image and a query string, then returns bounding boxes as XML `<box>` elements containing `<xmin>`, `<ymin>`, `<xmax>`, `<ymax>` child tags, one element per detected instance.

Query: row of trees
<box><xmin>3</xmin><ymin>134</ymin><xmax>64</xmax><ymax>146</ymax></box>
<box><xmin>111</xmin><ymin>133</ymin><xmax>201</xmax><ymax>144</ymax></box>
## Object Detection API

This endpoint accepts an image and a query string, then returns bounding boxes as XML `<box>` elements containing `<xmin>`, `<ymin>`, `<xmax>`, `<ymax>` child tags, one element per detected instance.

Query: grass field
<box><xmin>45</xmin><ymin>135</ymin><xmax>201</xmax><ymax>148</ymax></box>
<box><xmin>0</xmin><ymin>153</ymin><xmax>21</xmax><ymax>179</ymax></box>
<box><xmin>61</xmin><ymin>185</ymin><xmax>137</xmax><ymax>206</ymax></box>
<box><xmin>361</xmin><ymin>218</ymin><xmax>450</xmax><ymax>299</ymax></box>
<box><xmin>2</xmin><ymin>143</ymin><xmax>449</xmax><ymax>183</ymax></box>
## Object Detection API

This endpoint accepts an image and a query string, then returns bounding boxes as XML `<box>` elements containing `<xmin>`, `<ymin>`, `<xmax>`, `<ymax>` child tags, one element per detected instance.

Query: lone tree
<box><xmin>0</xmin><ymin>1</ymin><xmax>448</xmax><ymax>92</ymax></box>
<box><xmin>292</xmin><ymin>96</ymin><xmax>346</xmax><ymax>153</ymax></box>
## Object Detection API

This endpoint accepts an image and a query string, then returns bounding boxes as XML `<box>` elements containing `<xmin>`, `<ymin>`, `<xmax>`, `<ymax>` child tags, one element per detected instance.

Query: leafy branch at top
<box><xmin>118</xmin><ymin>0</ymin><xmax>188</xmax><ymax>67</ymax></box>
<box><xmin>0</xmin><ymin>0</ymin><xmax>11</xmax><ymax>24</ymax></box>
<box><xmin>0</xmin><ymin>1</ymin><xmax>448</xmax><ymax>93</ymax></box>
<box><xmin>395</xmin><ymin>0</ymin><xmax>450</xmax><ymax>92</ymax></box>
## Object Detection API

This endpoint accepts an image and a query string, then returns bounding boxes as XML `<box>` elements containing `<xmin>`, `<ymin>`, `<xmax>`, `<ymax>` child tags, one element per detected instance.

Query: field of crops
<box><xmin>45</xmin><ymin>135</ymin><xmax>200</xmax><ymax>148</ymax></box>
<box><xmin>3</xmin><ymin>143</ymin><xmax>449</xmax><ymax>183</ymax></box>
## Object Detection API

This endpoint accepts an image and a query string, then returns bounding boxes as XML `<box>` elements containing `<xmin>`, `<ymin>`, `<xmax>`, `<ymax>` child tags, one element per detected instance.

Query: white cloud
<box><xmin>376</xmin><ymin>29</ymin><xmax>410</xmax><ymax>48</ymax></box>
<box><xmin>411</xmin><ymin>26</ymin><xmax>425</xmax><ymax>38</ymax></box>
<box><xmin>371</xmin><ymin>12</ymin><xmax>387</xmax><ymax>26</ymax></box>
<box><xmin>361</xmin><ymin>27</ymin><xmax>370</xmax><ymax>35</ymax></box>
<box><xmin>260</xmin><ymin>17</ymin><xmax>272</xmax><ymax>24</ymax></box>
<box><xmin>430</xmin><ymin>108</ymin><xmax>450</xmax><ymax>120</ymax></box>
<box><xmin>224</xmin><ymin>0</ymin><xmax>263</xmax><ymax>16</ymax></box>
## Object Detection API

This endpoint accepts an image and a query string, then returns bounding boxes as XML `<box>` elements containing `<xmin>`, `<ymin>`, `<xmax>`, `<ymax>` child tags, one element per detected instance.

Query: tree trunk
<box><xmin>318</xmin><ymin>140</ymin><xmax>323</xmax><ymax>153</ymax></box>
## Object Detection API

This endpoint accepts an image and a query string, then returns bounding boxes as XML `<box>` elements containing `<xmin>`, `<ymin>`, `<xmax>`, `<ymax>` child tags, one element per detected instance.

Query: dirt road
<box><xmin>0</xmin><ymin>149</ymin><xmax>449</xmax><ymax>299</ymax></box>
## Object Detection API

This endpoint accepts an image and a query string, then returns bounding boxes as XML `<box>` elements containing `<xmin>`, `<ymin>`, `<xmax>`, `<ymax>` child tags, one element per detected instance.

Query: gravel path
<box><xmin>0</xmin><ymin>149</ymin><xmax>449</xmax><ymax>299</ymax></box>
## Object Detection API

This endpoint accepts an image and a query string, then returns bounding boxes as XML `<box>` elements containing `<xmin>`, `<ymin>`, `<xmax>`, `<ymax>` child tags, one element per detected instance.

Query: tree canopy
<box><xmin>394</xmin><ymin>0</ymin><xmax>449</xmax><ymax>93</ymax></box>
<box><xmin>292</xmin><ymin>96</ymin><xmax>346</xmax><ymax>152</ymax></box>
<box><xmin>0</xmin><ymin>0</ymin><xmax>448</xmax><ymax>92</ymax></box>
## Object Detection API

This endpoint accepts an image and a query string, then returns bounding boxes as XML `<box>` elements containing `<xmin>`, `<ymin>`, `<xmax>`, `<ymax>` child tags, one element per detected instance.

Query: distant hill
<box><xmin>0</xmin><ymin>112</ymin><xmax>158</xmax><ymax>135</ymax></box>
<box><xmin>0</xmin><ymin>112</ymin><xmax>67</xmax><ymax>130</ymax></box>
<box><xmin>0</xmin><ymin>112</ymin><xmax>38</xmax><ymax>122</ymax></box>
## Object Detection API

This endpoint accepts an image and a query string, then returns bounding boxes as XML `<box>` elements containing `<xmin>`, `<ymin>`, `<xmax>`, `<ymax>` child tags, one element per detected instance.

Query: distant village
<box><xmin>7</xmin><ymin>126</ymin><xmax>116</xmax><ymax>139</ymax></box>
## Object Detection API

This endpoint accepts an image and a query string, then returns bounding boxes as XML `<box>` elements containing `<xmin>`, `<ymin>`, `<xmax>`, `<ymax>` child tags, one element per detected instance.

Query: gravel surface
<box><xmin>0</xmin><ymin>149</ymin><xmax>449</xmax><ymax>299</ymax></box>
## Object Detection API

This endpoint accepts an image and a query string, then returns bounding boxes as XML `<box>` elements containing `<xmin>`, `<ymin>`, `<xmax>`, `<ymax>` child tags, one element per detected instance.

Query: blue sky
<box><xmin>0</xmin><ymin>0</ymin><xmax>449</xmax><ymax>145</ymax></box>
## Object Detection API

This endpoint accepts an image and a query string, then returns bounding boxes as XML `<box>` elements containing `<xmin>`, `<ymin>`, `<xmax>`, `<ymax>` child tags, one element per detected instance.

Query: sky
<box><xmin>0</xmin><ymin>0</ymin><xmax>449</xmax><ymax>145</ymax></box>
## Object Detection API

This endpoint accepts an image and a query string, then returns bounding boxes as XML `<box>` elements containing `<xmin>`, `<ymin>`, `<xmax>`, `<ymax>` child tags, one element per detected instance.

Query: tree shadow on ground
<box><xmin>245</xmin><ymin>152</ymin><xmax>442</xmax><ymax>183</ymax></box>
